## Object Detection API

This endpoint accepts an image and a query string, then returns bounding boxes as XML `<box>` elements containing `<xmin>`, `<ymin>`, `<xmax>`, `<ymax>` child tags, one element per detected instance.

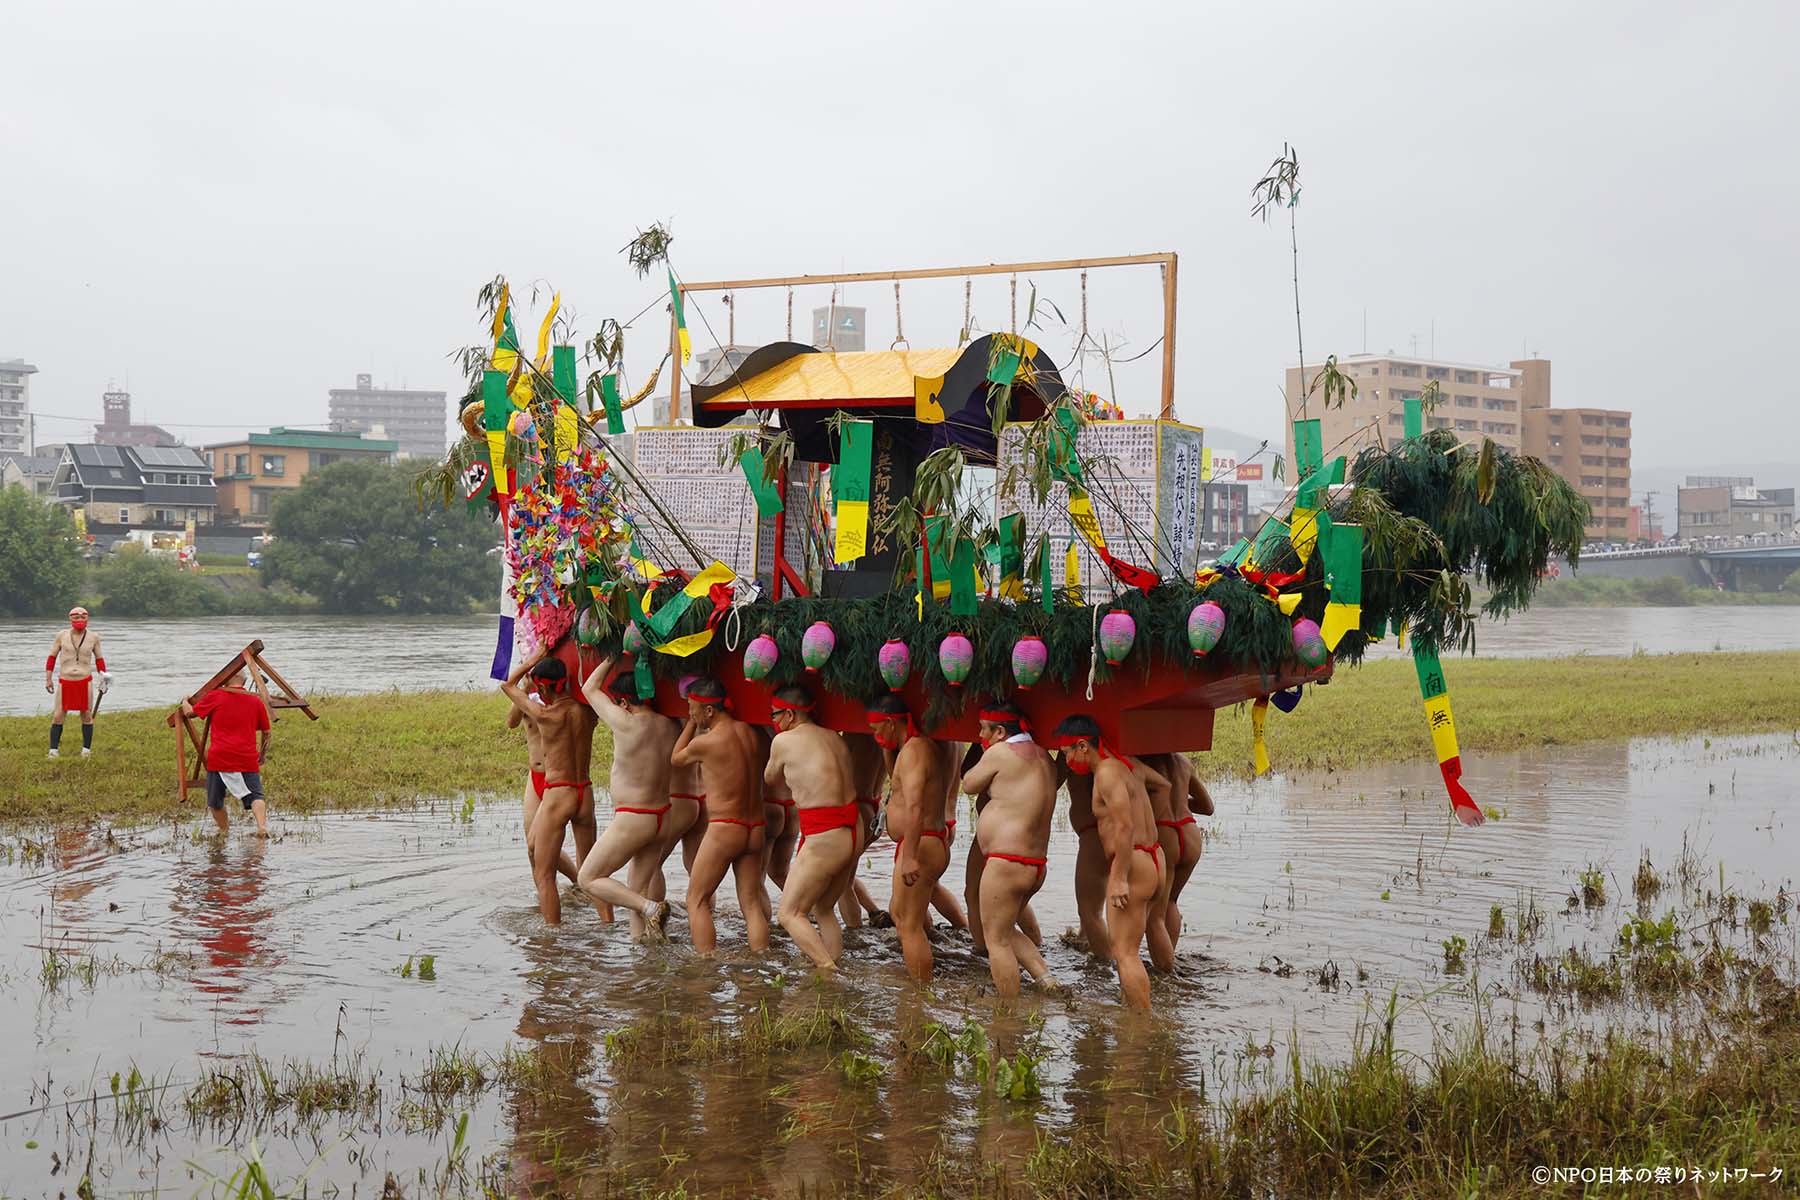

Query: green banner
<box><xmin>987</xmin><ymin>345</ymin><xmax>1022</xmax><ymax>385</ymax></box>
<box><xmin>949</xmin><ymin>537</ymin><xmax>978</xmax><ymax>616</ymax></box>
<box><xmin>1294</xmin><ymin>418</ymin><xmax>1324</xmax><ymax>479</ymax></box>
<box><xmin>552</xmin><ymin>345</ymin><xmax>577</xmax><ymax>404</ymax></box>
<box><xmin>1049</xmin><ymin>406</ymin><xmax>1084</xmax><ymax>485</ymax></box>
<box><xmin>740</xmin><ymin>447</ymin><xmax>785</xmax><ymax>518</ymax></box>
<box><xmin>645</xmin><ymin>589</ymin><xmax>696</xmax><ymax>641</ymax></box>
<box><xmin>481</xmin><ymin>369</ymin><xmax>509</xmax><ymax>430</ymax></box>
<box><xmin>1297</xmin><ymin>454</ymin><xmax>1346</xmax><ymax>509</ymax></box>
<box><xmin>1249</xmin><ymin>515</ymin><xmax>1290</xmax><ymax>567</ymax></box>
<box><xmin>1413</xmin><ymin>647</ymin><xmax>1447</xmax><ymax>700</ymax></box>
<box><xmin>600</xmin><ymin>372</ymin><xmax>626</xmax><ymax>436</ymax></box>
<box><xmin>834</xmin><ymin>419</ymin><xmax>873</xmax><ymax>507</ymax></box>
<box><xmin>1403</xmin><ymin>397</ymin><xmax>1423</xmax><ymax>439</ymax></box>
<box><xmin>1323</xmin><ymin>522</ymin><xmax>1364</xmax><ymax>604</ymax></box>
<box><xmin>634</xmin><ymin>656</ymin><xmax>655</xmax><ymax>702</ymax></box>
<box><xmin>997</xmin><ymin>512</ymin><xmax>1024</xmax><ymax>595</ymax></box>
<box><xmin>1219</xmin><ymin>537</ymin><xmax>1250</xmax><ymax>568</ymax></box>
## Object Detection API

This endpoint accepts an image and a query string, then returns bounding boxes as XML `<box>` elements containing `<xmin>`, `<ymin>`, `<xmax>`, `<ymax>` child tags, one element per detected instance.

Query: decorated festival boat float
<box><xmin>422</xmin><ymin>247</ymin><xmax>1586</xmax><ymax>828</ymax></box>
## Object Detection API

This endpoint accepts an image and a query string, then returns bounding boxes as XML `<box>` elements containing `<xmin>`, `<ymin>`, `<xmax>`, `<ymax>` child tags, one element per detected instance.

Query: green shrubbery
<box><xmin>88</xmin><ymin>545</ymin><xmax>314</xmax><ymax>617</ymax></box>
<box><xmin>0</xmin><ymin>485</ymin><xmax>83</xmax><ymax>616</ymax></box>
<box><xmin>1535</xmin><ymin>573</ymin><xmax>1800</xmax><ymax>607</ymax></box>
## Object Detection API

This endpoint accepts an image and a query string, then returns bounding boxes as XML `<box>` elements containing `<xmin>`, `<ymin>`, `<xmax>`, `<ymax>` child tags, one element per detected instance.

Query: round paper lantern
<box><xmin>1011</xmin><ymin>635</ymin><xmax>1048</xmax><ymax>690</ymax></box>
<box><xmin>1098</xmin><ymin>609</ymin><xmax>1137</xmax><ymax>666</ymax></box>
<box><xmin>1187</xmin><ymin>601</ymin><xmax>1226</xmax><ymax>657</ymax></box>
<box><xmin>677</xmin><ymin>673</ymin><xmax>700</xmax><ymax>698</ymax></box>
<box><xmin>878</xmin><ymin>638</ymin><xmax>912</xmax><ymax>692</ymax></box>
<box><xmin>622</xmin><ymin>621</ymin><xmax>647</xmax><ymax>656</ymax></box>
<box><xmin>743</xmin><ymin>633</ymin><xmax>780</xmax><ymax>682</ymax></box>
<box><xmin>801</xmin><ymin>621</ymin><xmax>836</xmax><ymax>672</ymax></box>
<box><xmin>575</xmin><ymin>607</ymin><xmax>602</xmax><ymax>646</ymax></box>
<box><xmin>938</xmin><ymin>632</ymin><xmax>974</xmax><ymax>686</ymax></box>
<box><xmin>1292</xmin><ymin>618</ymin><xmax>1329</xmax><ymax>669</ymax></box>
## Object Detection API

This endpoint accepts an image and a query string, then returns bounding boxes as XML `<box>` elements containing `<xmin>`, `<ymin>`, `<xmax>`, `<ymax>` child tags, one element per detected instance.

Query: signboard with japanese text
<box><xmin>995</xmin><ymin>419</ymin><xmax>1206</xmax><ymax>586</ymax></box>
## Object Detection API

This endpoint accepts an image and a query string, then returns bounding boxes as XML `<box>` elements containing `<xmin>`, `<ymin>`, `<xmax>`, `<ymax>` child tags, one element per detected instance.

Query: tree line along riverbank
<box><xmin>3</xmin><ymin>652</ymin><xmax>1796</xmax><ymax>824</ymax></box>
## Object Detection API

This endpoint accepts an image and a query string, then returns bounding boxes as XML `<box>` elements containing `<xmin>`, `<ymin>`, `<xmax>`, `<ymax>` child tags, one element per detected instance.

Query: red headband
<box><xmin>771</xmin><ymin>697</ymin><xmax>813</xmax><ymax>712</ymax></box>
<box><xmin>980</xmin><ymin>709</ymin><xmax>1028</xmax><ymax>732</ymax></box>
<box><xmin>1057</xmin><ymin>734</ymin><xmax>1115</xmax><ymax>758</ymax></box>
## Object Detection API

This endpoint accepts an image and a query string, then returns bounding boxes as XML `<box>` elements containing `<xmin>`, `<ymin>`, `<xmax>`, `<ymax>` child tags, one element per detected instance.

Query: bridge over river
<box><xmin>1562</xmin><ymin>537</ymin><xmax>1800</xmax><ymax>591</ymax></box>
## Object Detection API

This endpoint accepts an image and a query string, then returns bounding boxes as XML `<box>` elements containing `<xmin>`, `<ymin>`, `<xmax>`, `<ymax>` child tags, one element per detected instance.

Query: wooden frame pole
<box><xmin>669</xmin><ymin>252</ymin><xmax>1181</xmax><ymax>419</ymax></box>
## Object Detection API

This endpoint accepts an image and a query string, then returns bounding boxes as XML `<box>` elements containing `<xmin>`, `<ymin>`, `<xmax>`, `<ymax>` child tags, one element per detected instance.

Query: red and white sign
<box><xmin>1237</xmin><ymin>462</ymin><xmax>1265</xmax><ymax>481</ymax></box>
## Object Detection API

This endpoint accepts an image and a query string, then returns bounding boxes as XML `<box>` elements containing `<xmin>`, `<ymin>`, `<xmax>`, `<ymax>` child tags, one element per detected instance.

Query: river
<box><xmin>3</xmin><ymin>606</ymin><xmax>1796</xmax><ymax>719</ymax></box>
<box><xmin>2</xmin><ymin>731</ymin><xmax>1795</xmax><ymax>1194</ymax></box>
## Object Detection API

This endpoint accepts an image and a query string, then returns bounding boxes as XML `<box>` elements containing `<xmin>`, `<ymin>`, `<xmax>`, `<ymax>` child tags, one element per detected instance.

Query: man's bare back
<box><xmin>501</xmin><ymin>660</ymin><xmax>589</xmax><ymax>925</ymax></box>
<box><xmin>962</xmin><ymin>711</ymin><xmax>1057</xmax><ymax>996</ymax></box>
<box><xmin>675</xmin><ymin>682</ymin><xmax>769</xmax><ymax>954</ymax></box>
<box><xmin>766</xmin><ymin>687</ymin><xmax>859</xmax><ymax>969</ymax></box>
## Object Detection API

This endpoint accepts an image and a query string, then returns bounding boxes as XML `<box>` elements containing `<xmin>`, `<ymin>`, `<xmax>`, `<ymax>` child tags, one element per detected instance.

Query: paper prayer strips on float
<box><xmin>949</xmin><ymin>537</ymin><xmax>979</xmax><ymax>616</ymax></box>
<box><xmin>739</xmin><ymin>447</ymin><xmax>786</xmax><ymax>519</ymax></box>
<box><xmin>668</xmin><ymin>271</ymin><xmax>691</xmax><ymax>364</ymax></box>
<box><xmin>481</xmin><ymin>369</ymin><xmax>511</xmax><ymax>495</ymax></box>
<box><xmin>599</xmin><ymin>372</ymin><xmax>626</xmax><ymax>436</ymax></box>
<box><xmin>1288</xmin><ymin>506</ymin><xmax>1324</xmax><ymax>565</ymax></box>
<box><xmin>1251</xmin><ymin>696</ymin><xmax>1271</xmax><ymax>776</ymax></box>
<box><xmin>1413</xmin><ymin>646</ymin><xmax>1485</xmax><ymax>827</ymax></box>
<box><xmin>832</xmin><ymin>419</ymin><xmax>873</xmax><ymax>564</ymax></box>
<box><xmin>645</xmin><ymin>561</ymin><xmax>735</xmax><ymax>641</ymax></box>
<box><xmin>996</xmin><ymin>513</ymin><xmax>1026</xmax><ymax>601</ymax></box>
<box><xmin>1319</xmin><ymin>522</ymin><xmax>1364</xmax><ymax>650</ymax></box>
<box><xmin>1403</xmin><ymin>397</ymin><xmax>1424</xmax><ymax>439</ymax></box>
<box><xmin>1064</xmin><ymin>542</ymin><xmax>1081</xmax><ymax>603</ymax></box>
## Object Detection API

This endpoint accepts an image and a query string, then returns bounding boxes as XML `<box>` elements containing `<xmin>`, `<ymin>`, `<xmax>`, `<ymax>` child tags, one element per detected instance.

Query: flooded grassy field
<box><xmin>3</xmin><ymin>732</ymin><xmax>1796</xmax><ymax>1196</ymax></box>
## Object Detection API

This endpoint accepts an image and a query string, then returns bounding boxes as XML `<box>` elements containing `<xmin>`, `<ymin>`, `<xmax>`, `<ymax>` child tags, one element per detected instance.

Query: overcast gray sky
<box><xmin>4</xmin><ymin>1</ymin><xmax>1796</xmax><ymax>475</ymax></box>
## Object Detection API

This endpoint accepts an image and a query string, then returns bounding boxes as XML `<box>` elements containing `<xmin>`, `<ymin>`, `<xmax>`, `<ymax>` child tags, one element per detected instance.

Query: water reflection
<box><xmin>2</xmin><ymin>732</ymin><xmax>1794</xmax><ymax>1195</ymax></box>
<box><xmin>169</xmin><ymin>837</ymin><xmax>275</xmax><ymax>1025</ymax></box>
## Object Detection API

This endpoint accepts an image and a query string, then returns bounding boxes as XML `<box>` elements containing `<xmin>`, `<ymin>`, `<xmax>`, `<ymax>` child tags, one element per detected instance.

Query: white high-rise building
<box><xmin>0</xmin><ymin>358</ymin><xmax>37</xmax><ymax>454</ymax></box>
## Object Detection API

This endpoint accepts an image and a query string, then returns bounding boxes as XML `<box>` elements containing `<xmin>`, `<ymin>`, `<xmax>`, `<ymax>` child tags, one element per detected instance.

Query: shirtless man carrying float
<box><xmin>499</xmin><ymin>657</ymin><xmax>591</xmax><ymax>925</ymax></box>
<box><xmin>838</xmin><ymin>732</ymin><xmax>891</xmax><ymax>929</ymax></box>
<box><xmin>764</xmin><ymin>684</ymin><xmax>862</xmax><ymax>969</ymax></box>
<box><xmin>1057</xmin><ymin>714</ymin><xmax>1160</xmax><ymax>1010</ymax></box>
<box><xmin>506</xmin><ymin>659</ymin><xmax>579</xmax><ymax>888</ymax></box>
<box><xmin>868</xmin><ymin>694</ymin><xmax>959</xmax><ymax>981</ymax></box>
<box><xmin>761</xmin><ymin>726</ymin><xmax>800</xmax><ymax>892</ymax></box>
<box><xmin>960</xmin><ymin>703</ymin><xmax>1058</xmax><ymax>997</ymax></box>
<box><xmin>577</xmin><ymin>657</ymin><xmax>699</xmax><ymax>940</ymax></box>
<box><xmin>1132</xmin><ymin>754</ymin><xmax>1177</xmax><ymax>972</ymax></box>
<box><xmin>963</xmin><ymin>705</ymin><xmax>1040</xmax><ymax>959</ymax></box>
<box><xmin>1140</xmin><ymin>751</ymin><xmax>1212</xmax><ymax>949</ymax></box>
<box><xmin>674</xmin><ymin>677</ymin><xmax>771</xmax><ymax>954</ymax></box>
<box><xmin>1059</xmin><ymin>754</ymin><xmax>1112</xmax><ymax>961</ymax></box>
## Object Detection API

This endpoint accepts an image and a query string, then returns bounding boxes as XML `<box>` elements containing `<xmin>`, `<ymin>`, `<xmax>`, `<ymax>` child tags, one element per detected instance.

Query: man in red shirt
<box><xmin>180</xmin><ymin>670</ymin><xmax>273</xmax><ymax>837</ymax></box>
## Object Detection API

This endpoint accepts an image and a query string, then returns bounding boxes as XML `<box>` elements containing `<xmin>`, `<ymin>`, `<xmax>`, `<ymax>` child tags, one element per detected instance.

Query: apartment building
<box><xmin>0</xmin><ymin>358</ymin><xmax>36</xmax><ymax>454</ymax></box>
<box><xmin>1676</xmin><ymin>477</ymin><xmax>1795</xmax><ymax>542</ymax></box>
<box><xmin>328</xmin><ymin>373</ymin><xmax>448</xmax><ymax>460</ymax></box>
<box><xmin>205</xmin><ymin>427</ymin><xmax>398</xmax><ymax>525</ymax></box>
<box><xmin>1285</xmin><ymin>355</ymin><xmax>1630</xmax><ymax>542</ymax></box>
<box><xmin>1283</xmin><ymin>355</ymin><xmax>1526</xmax><ymax>465</ymax></box>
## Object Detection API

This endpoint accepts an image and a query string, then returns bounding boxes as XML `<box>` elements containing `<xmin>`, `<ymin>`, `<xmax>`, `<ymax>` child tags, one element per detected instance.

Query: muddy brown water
<box><xmin>2</xmin><ymin>732</ymin><xmax>1795</xmax><ymax>1195</ymax></box>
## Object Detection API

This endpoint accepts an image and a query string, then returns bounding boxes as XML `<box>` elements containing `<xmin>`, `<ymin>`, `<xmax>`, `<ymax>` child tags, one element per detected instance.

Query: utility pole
<box><xmin>1641</xmin><ymin>490</ymin><xmax>1659</xmax><ymax>543</ymax></box>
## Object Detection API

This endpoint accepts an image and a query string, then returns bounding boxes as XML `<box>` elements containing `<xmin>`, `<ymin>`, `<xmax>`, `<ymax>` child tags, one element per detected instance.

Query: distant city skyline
<box><xmin>5</xmin><ymin>3</ymin><xmax>1798</xmax><ymax>471</ymax></box>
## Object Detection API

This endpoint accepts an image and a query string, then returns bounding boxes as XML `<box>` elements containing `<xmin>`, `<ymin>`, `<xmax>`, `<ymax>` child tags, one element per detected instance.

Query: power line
<box><xmin>29</xmin><ymin>410</ymin><xmax>336</xmax><ymax>431</ymax></box>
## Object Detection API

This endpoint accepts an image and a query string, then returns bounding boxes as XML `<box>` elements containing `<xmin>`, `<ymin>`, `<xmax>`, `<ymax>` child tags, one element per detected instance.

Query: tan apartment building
<box><xmin>205</xmin><ymin>427</ymin><xmax>397</xmax><ymax>525</ymax></box>
<box><xmin>1284</xmin><ymin>355</ymin><xmax>1630</xmax><ymax>542</ymax></box>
